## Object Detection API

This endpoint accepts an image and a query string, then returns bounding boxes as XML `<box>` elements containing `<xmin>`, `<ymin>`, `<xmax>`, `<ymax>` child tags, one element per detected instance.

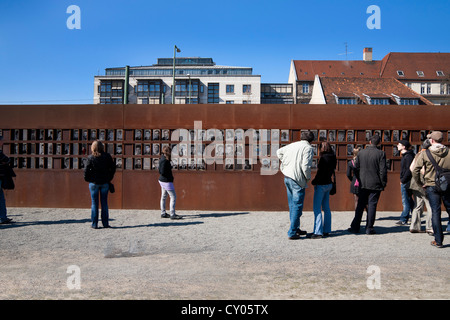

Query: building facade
<box><xmin>94</xmin><ymin>57</ymin><xmax>261</xmax><ymax>105</ymax></box>
<box><xmin>289</xmin><ymin>48</ymin><xmax>450</xmax><ymax>105</ymax></box>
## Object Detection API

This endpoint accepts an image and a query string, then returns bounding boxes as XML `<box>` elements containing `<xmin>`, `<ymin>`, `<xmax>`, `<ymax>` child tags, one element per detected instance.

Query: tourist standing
<box><xmin>348</xmin><ymin>135</ymin><xmax>387</xmax><ymax>235</ymax></box>
<box><xmin>84</xmin><ymin>140</ymin><xmax>116</xmax><ymax>229</ymax></box>
<box><xmin>310</xmin><ymin>141</ymin><xmax>337</xmax><ymax>238</ymax></box>
<box><xmin>277</xmin><ymin>131</ymin><xmax>314</xmax><ymax>240</ymax></box>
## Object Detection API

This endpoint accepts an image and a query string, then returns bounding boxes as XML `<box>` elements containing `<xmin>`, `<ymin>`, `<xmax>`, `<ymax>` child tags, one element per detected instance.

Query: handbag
<box><xmin>109</xmin><ymin>182</ymin><xmax>115</xmax><ymax>193</ymax></box>
<box><xmin>426</xmin><ymin>149</ymin><xmax>450</xmax><ymax>193</ymax></box>
<box><xmin>330</xmin><ymin>172</ymin><xmax>337</xmax><ymax>195</ymax></box>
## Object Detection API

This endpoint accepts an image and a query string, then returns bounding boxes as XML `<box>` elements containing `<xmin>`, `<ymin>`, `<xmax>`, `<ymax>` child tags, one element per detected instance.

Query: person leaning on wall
<box><xmin>158</xmin><ymin>145</ymin><xmax>182</xmax><ymax>220</ymax></box>
<box><xmin>84</xmin><ymin>140</ymin><xmax>116</xmax><ymax>229</ymax></box>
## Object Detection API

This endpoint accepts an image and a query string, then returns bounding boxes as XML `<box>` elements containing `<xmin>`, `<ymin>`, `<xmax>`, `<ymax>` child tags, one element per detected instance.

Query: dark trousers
<box><xmin>426</xmin><ymin>186</ymin><xmax>450</xmax><ymax>245</ymax></box>
<box><xmin>351</xmin><ymin>188</ymin><xmax>381</xmax><ymax>233</ymax></box>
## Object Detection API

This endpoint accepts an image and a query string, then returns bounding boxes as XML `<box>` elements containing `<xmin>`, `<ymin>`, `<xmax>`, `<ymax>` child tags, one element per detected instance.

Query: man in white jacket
<box><xmin>277</xmin><ymin>131</ymin><xmax>315</xmax><ymax>239</ymax></box>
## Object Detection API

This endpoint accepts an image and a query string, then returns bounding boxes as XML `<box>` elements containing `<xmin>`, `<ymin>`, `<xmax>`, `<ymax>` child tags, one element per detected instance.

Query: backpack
<box><xmin>426</xmin><ymin>149</ymin><xmax>450</xmax><ymax>193</ymax></box>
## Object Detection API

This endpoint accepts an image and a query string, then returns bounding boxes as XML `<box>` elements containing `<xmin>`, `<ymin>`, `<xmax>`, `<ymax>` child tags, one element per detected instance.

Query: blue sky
<box><xmin>0</xmin><ymin>0</ymin><xmax>449</xmax><ymax>104</ymax></box>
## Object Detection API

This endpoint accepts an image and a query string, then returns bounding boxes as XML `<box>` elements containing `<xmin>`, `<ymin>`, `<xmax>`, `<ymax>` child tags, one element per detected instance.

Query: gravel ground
<box><xmin>0</xmin><ymin>207</ymin><xmax>448</xmax><ymax>300</ymax></box>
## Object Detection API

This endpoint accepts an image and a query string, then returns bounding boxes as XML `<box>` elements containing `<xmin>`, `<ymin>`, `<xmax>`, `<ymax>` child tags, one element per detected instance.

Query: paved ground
<box><xmin>0</xmin><ymin>207</ymin><xmax>448</xmax><ymax>300</ymax></box>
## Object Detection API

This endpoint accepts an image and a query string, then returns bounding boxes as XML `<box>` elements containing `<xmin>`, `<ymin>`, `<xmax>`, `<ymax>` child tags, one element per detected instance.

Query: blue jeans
<box><xmin>426</xmin><ymin>186</ymin><xmax>450</xmax><ymax>245</ymax></box>
<box><xmin>284</xmin><ymin>177</ymin><xmax>306</xmax><ymax>237</ymax></box>
<box><xmin>89</xmin><ymin>183</ymin><xmax>110</xmax><ymax>228</ymax></box>
<box><xmin>313</xmin><ymin>184</ymin><xmax>332</xmax><ymax>235</ymax></box>
<box><xmin>400</xmin><ymin>182</ymin><xmax>414</xmax><ymax>223</ymax></box>
<box><xmin>0</xmin><ymin>179</ymin><xmax>7</xmax><ymax>222</ymax></box>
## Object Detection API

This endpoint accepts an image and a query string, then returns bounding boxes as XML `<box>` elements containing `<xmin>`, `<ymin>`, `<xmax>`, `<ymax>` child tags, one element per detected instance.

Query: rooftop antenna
<box><xmin>338</xmin><ymin>42</ymin><xmax>354</xmax><ymax>60</ymax></box>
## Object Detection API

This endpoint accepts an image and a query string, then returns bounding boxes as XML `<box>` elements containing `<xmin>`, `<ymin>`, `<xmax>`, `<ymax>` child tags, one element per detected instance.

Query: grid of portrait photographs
<box><xmin>1</xmin><ymin>128</ymin><xmax>448</xmax><ymax>172</ymax></box>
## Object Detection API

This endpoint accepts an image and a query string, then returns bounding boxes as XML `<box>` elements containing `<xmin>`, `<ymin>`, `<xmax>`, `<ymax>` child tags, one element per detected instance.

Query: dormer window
<box><xmin>437</xmin><ymin>71</ymin><xmax>445</xmax><ymax>76</ymax></box>
<box><xmin>397</xmin><ymin>70</ymin><xmax>404</xmax><ymax>76</ymax></box>
<box><xmin>417</xmin><ymin>71</ymin><xmax>424</xmax><ymax>77</ymax></box>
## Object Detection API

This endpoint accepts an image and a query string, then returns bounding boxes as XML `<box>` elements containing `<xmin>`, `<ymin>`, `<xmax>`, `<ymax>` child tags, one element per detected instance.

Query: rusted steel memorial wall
<box><xmin>1</xmin><ymin>104</ymin><xmax>449</xmax><ymax>211</ymax></box>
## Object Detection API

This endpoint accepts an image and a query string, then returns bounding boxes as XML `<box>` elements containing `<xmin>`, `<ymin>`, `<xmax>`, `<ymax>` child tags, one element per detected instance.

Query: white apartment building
<box><xmin>94</xmin><ymin>57</ymin><xmax>261</xmax><ymax>105</ymax></box>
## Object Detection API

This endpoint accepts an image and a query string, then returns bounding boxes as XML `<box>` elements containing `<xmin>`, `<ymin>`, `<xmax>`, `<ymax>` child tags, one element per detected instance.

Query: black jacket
<box><xmin>84</xmin><ymin>152</ymin><xmax>116</xmax><ymax>185</ymax></box>
<box><xmin>159</xmin><ymin>156</ymin><xmax>174</xmax><ymax>182</ymax></box>
<box><xmin>355</xmin><ymin>144</ymin><xmax>387</xmax><ymax>191</ymax></box>
<box><xmin>346</xmin><ymin>159</ymin><xmax>360</xmax><ymax>194</ymax></box>
<box><xmin>0</xmin><ymin>151</ymin><xmax>10</xmax><ymax>178</ymax></box>
<box><xmin>312</xmin><ymin>152</ymin><xmax>336</xmax><ymax>185</ymax></box>
<box><xmin>400</xmin><ymin>149</ymin><xmax>415</xmax><ymax>184</ymax></box>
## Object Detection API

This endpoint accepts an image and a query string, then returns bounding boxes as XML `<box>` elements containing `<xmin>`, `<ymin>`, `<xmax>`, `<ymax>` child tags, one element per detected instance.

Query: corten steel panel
<box><xmin>1</xmin><ymin>104</ymin><xmax>449</xmax><ymax>212</ymax></box>
<box><xmin>0</xmin><ymin>105</ymin><xmax>124</xmax><ymax>129</ymax></box>
<box><xmin>3</xmin><ymin>170</ymin><xmax>122</xmax><ymax>209</ymax></box>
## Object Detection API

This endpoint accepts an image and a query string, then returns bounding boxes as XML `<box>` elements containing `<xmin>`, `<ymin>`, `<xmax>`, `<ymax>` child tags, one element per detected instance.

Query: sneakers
<box><xmin>395</xmin><ymin>221</ymin><xmax>407</xmax><ymax>226</ymax></box>
<box><xmin>161</xmin><ymin>213</ymin><xmax>183</xmax><ymax>219</ymax></box>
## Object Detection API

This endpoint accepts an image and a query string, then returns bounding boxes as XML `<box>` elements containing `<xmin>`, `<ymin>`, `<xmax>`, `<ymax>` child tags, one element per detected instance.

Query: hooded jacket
<box><xmin>412</xmin><ymin>143</ymin><xmax>450</xmax><ymax>187</ymax></box>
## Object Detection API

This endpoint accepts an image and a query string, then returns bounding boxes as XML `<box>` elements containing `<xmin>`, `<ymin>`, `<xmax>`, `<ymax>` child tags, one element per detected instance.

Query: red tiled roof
<box><xmin>293</xmin><ymin>52</ymin><xmax>450</xmax><ymax>82</ymax></box>
<box><xmin>318</xmin><ymin>76</ymin><xmax>433</xmax><ymax>105</ymax></box>
<box><xmin>379</xmin><ymin>52</ymin><xmax>450</xmax><ymax>80</ymax></box>
<box><xmin>294</xmin><ymin>60</ymin><xmax>381</xmax><ymax>81</ymax></box>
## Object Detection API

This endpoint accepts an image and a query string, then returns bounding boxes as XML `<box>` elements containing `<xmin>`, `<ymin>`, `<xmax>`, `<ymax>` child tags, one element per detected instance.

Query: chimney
<box><xmin>363</xmin><ymin>47</ymin><xmax>373</xmax><ymax>62</ymax></box>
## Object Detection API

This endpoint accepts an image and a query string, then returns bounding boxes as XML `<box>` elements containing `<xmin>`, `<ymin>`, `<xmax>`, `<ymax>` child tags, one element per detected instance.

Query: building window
<box><xmin>420</xmin><ymin>83</ymin><xmax>425</xmax><ymax>94</ymax></box>
<box><xmin>208</xmin><ymin>83</ymin><xmax>219</xmax><ymax>103</ymax></box>
<box><xmin>400</xmin><ymin>99</ymin><xmax>419</xmax><ymax>105</ymax></box>
<box><xmin>226</xmin><ymin>85</ymin><xmax>234</xmax><ymax>94</ymax></box>
<box><xmin>436</xmin><ymin>71</ymin><xmax>445</xmax><ymax>76</ymax></box>
<box><xmin>99</xmin><ymin>80</ymin><xmax>124</xmax><ymax>104</ymax></box>
<box><xmin>427</xmin><ymin>83</ymin><xmax>431</xmax><ymax>94</ymax></box>
<box><xmin>338</xmin><ymin>98</ymin><xmax>356</xmax><ymax>105</ymax></box>
<box><xmin>136</xmin><ymin>80</ymin><xmax>161</xmax><ymax>97</ymax></box>
<box><xmin>397</xmin><ymin>71</ymin><xmax>405</xmax><ymax>76</ymax></box>
<box><xmin>302</xmin><ymin>83</ymin><xmax>309</xmax><ymax>94</ymax></box>
<box><xmin>416</xmin><ymin>71</ymin><xmax>424</xmax><ymax>77</ymax></box>
<box><xmin>371</xmin><ymin>99</ymin><xmax>390</xmax><ymax>105</ymax></box>
<box><xmin>226</xmin><ymin>100</ymin><xmax>234</xmax><ymax>104</ymax></box>
<box><xmin>243</xmin><ymin>85</ymin><xmax>251</xmax><ymax>94</ymax></box>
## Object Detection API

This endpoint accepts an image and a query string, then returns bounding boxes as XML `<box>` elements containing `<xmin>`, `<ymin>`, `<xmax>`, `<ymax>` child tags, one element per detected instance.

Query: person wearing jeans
<box><xmin>0</xmin><ymin>138</ymin><xmax>13</xmax><ymax>225</ymax></box>
<box><xmin>84</xmin><ymin>140</ymin><xmax>116</xmax><ymax>229</ymax></box>
<box><xmin>277</xmin><ymin>131</ymin><xmax>314</xmax><ymax>239</ymax></box>
<box><xmin>310</xmin><ymin>141</ymin><xmax>336</xmax><ymax>238</ymax></box>
<box><xmin>412</xmin><ymin>131</ymin><xmax>450</xmax><ymax>248</ymax></box>
<box><xmin>312</xmin><ymin>184</ymin><xmax>333</xmax><ymax>237</ymax></box>
<box><xmin>89</xmin><ymin>182</ymin><xmax>110</xmax><ymax>228</ymax></box>
<box><xmin>284</xmin><ymin>177</ymin><xmax>306</xmax><ymax>238</ymax></box>
<box><xmin>397</xmin><ymin>140</ymin><xmax>415</xmax><ymax>225</ymax></box>
<box><xmin>426</xmin><ymin>186</ymin><xmax>450</xmax><ymax>247</ymax></box>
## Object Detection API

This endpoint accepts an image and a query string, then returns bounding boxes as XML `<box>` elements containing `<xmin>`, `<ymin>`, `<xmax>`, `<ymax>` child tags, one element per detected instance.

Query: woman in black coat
<box><xmin>84</xmin><ymin>140</ymin><xmax>116</xmax><ymax>229</ymax></box>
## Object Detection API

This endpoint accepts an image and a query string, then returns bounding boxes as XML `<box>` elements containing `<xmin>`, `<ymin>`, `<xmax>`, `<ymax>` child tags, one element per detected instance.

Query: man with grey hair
<box><xmin>412</xmin><ymin>131</ymin><xmax>450</xmax><ymax>248</ymax></box>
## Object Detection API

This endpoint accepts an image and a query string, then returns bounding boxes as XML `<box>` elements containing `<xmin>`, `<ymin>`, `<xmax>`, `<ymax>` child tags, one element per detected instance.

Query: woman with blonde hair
<box><xmin>159</xmin><ymin>145</ymin><xmax>182</xmax><ymax>219</ymax></box>
<box><xmin>84</xmin><ymin>140</ymin><xmax>116</xmax><ymax>229</ymax></box>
